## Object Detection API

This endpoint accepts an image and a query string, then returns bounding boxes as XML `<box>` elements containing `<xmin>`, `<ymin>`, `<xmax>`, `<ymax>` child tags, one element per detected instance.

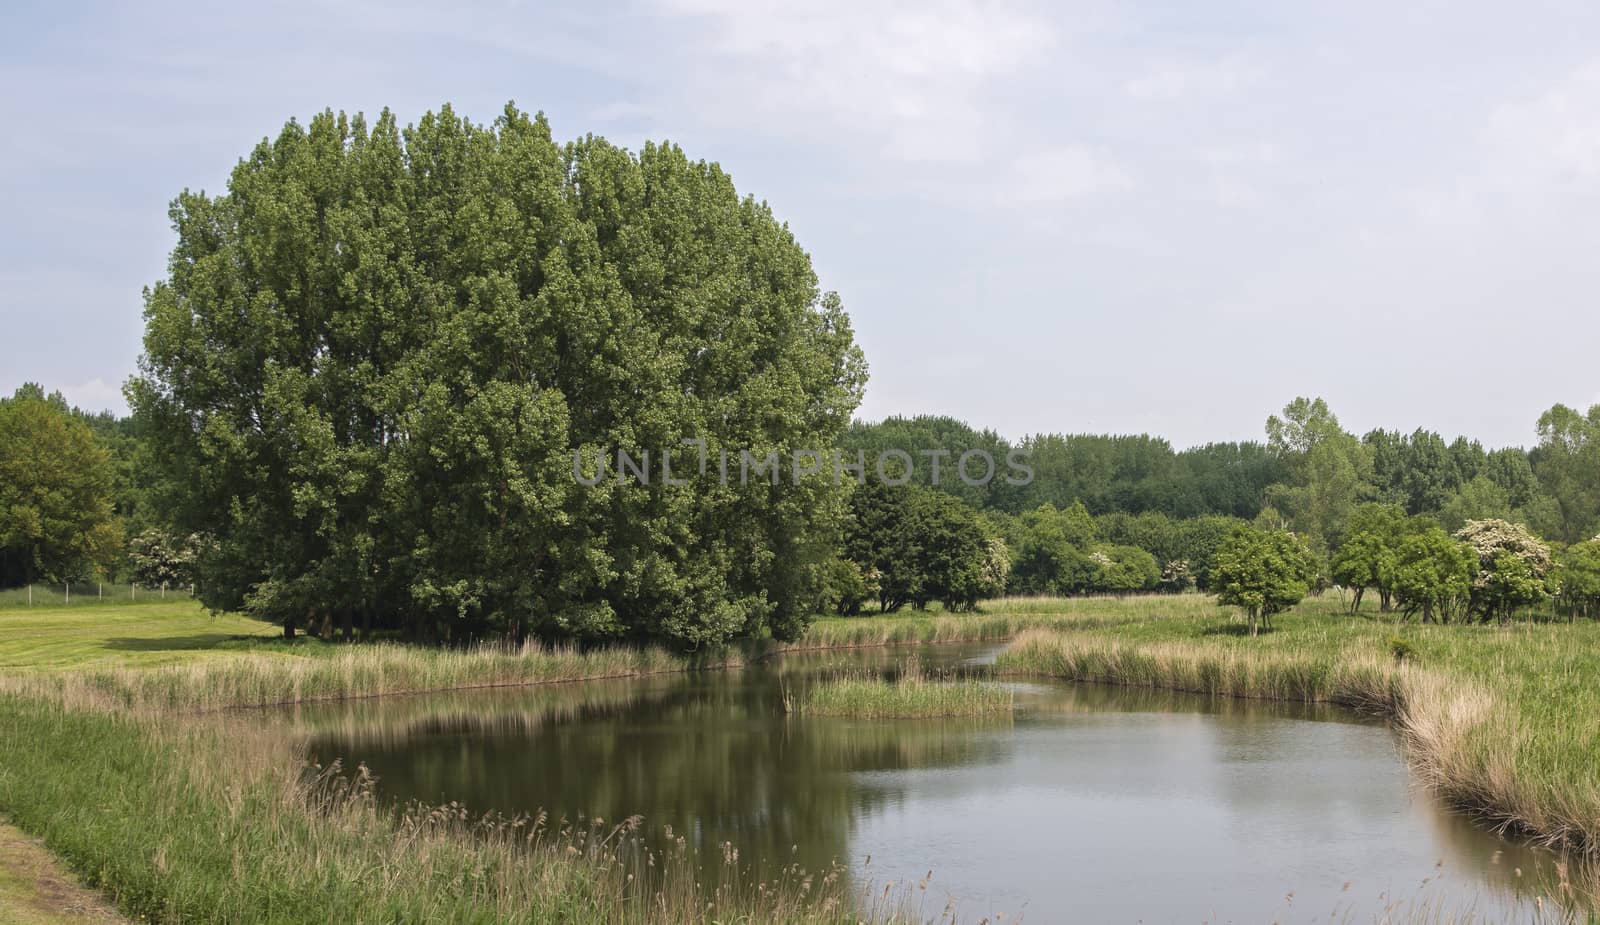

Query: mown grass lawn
<box><xmin>0</xmin><ymin>601</ymin><xmax>285</xmax><ymax>671</ymax></box>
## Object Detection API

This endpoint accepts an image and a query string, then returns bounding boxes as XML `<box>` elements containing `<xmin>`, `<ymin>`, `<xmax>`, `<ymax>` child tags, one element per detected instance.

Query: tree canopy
<box><xmin>0</xmin><ymin>389</ymin><xmax>121</xmax><ymax>585</ymax></box>
<box><xmin>129</xmin><ymin>104</ymin><xmax>865</xmax><ymax>647</ymax></box>
<box><xmin>1212</xmin><ymin>526</ymin><xmax>1317</xmax><ymax>635</ymax></box>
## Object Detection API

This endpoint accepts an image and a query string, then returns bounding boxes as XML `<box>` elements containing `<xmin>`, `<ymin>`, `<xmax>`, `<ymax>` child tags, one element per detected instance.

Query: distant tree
<box><xmin>838</xmin><ymin>415</ymin><xmax>1021</xmax><ymax>511</ymax></box>
<box><xmin>1437</xmin><ymin>476</ymin><xmax>1515</xmax><ymax>533</ymax></box>
<box><xmin>1454</xmin><ymin>519</ymin><xmax>1553</xmax><ymax>623</ymax></box>
<box><xmin>1173</xmin><ymin>515</ymin><xmax>1250</xmax><ymax>591</ymax></box>
<box><xmin>815</xmin><ymin>556</ymin><xmax>875</xmax><ymax>616</ymax></box>
<box><xmin>0</xmin><ymin>391</ymin><xmax>122</xmax><ymax>585</ymax></box>
<box><xmin>1531</xmin><ymin>404</ymin><xmax>1600</xmax><ymax>543</ymax></box>
<box><xmin>1095</xmin><ymin>510</ymin><xmax>1180</xmax><ymax>563</ymax></box>
<box><xmin>1015</xmin><ymin>434</ymin><xmax>1179</xmax><ymax>515</ymax></box>
<box><xmin>1167</xmin><ymin>442</ymin><xmax>1284</xmax><ymax>520</ymax></box>
<box><xmin>1553</xmin><ymin>538</ymin><xmax>1600</xmax><ymax>620</ymax></box>
<box><xmin>1090</xmin><ymin>545</ymin><xmax>1161</xmax><ymax>594</ymax></box>
<box><xmin>845</xmin><ymin>483</ymin><xmax>918</xmax><ymax>612</ymax></box>
<box><xmin>1212</xmin><ymin>526</ymin><xmax>1317</xmax><ymax>636</ymax></box>
<box><xmin>127</xmin><ymin>528</ymin><xmax>199</xmax><ymax>589</ymax></box>
<box><xmin>903</xmin><ymin>490</ymin><xmax>1001</xmax><ymax>611</ymax></box>
<box><xmin>1330</xmin><ymin>503</ymin><xmax>1409</xmax><ymax>612</ymax></box>
<box><xmin>1391</xmin><ymin>528</ymin><xmax>1475</xmax><ymax>624</ymax></box>
<box><xmin>845</xmin><ymin>484</ymin><xmax>999</xmax><ymax>612</ymax></box>
<box><xmin>1364</xmin><ymin>428</ymin><xmax>1471</xmax><ymax>515</ymax></box>
<box><xmin>1006</xmin><ymin>503</ymin><xmax>1099</xmax><ymax>595</ymax></box>
<box><xmin>1158</xmin><ymin>558</ymin><xmax>1197</xmax><ymax>593</ymax></box>
<box><xmin>1265</xmin><ymin>397</ymin><xmax>1372</xmax><ymax>549</ymax></box>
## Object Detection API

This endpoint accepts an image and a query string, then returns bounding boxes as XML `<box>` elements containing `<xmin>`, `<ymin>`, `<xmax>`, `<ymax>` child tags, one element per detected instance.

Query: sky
<box><xmin>3</xmin><ymin>1</ymin><xmax>1599</xmax><ymax>449</ymax></box>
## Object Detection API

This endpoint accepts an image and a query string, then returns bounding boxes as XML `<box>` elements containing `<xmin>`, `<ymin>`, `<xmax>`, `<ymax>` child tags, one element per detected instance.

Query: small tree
<box><xmin>1091</xmin><ymin>545</ymin><xmax>1161</xmax><ymax>594</ymax></box>
<box><xmin>1454</xmin><ymin>519</ymin><xmax>1553</xmax><ymax>623</ymax></box>
<box><xmin>1008</xmin><ymin>504</ymin><xmax>1097</xmax><ymax>595</ymax></box>
<box><xmin>819</xmin><ymin>557</ymin><xmax>875</xmax><ymax>616</ymax></box>
<box><xmin>1553</xmin><ymin>537</ymin><xmax>1600</xmax><ymax>620</ymax></box>
<box><xmin>1213</xmin><ymin>526</ymin><xmax>1317</xmax><ymax>636</ymax></box>
<box><xmin>1391</xmin><ymin>528</ymin><xmax>1475</xmax><ymax>624</ymax></box>
<box><xmin>128</xmin><ymin>529</ymin><xmax>199</xmax><ymax>589</ymax></box>
<box><xmin>1159</xmin><ymin>558</ymin><xmax>1196</xmax><ymax>593</ymax></box>
<box><xmin>1330</xmin><ymin>503</ymin><xmax>1408</xmax><ymax>613</ymax></box>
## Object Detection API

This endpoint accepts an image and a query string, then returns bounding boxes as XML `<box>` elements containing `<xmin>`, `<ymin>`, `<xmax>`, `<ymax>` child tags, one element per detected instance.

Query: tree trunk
<box><xmin>341</xmin><ymin>609</ymin><xmax>354</xmax><ymax>643</ymax></box>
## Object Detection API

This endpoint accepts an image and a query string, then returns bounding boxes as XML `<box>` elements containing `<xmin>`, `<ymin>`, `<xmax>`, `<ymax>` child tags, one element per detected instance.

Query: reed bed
<box><xmin>784</xmin><ymin>657</ymin><xmax>1013</xmax><ymax>719</ymax></box>
<box><xmin>0</xmin><ymin>640</ymin><xmax>713</xmax><ymax>714</ymax></box>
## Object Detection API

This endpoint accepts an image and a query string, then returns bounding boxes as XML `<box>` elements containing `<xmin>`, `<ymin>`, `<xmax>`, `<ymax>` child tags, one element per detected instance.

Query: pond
<box><xmin>300</xmin><ymin>644</ymin><xmax>1572</xmax><ymax>923</ymax></box>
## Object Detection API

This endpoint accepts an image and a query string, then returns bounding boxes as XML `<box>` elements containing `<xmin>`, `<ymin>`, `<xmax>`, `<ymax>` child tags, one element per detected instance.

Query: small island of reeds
<box><xmin>784</xmin><ymin>658</ymin><xmax>1014</xmax><ymax>719</ymax></box>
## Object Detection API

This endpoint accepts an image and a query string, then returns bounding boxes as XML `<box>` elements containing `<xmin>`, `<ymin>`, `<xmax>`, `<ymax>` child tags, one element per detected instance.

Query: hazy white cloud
<box><xmin>60</xmin><ymin>378</ymin><xmax>127</xmax><ymax>414</ymax></box>
<box><xmin>1125</xmin><ymin>56</ymin><xmax>1264</xmax><ymax>102</ymax></box>
<box><xmin>1487</xmin><ymin>60</ymin><xmax>1600</xmax><ymax>188</ymax></box>
<box><xmin>1008</xmin><ymin>145</ymin><xmax>1135</xmax><ymax>202</ymax></box>
<box><xmin>649</xmin><ymin>0</ymin><xmax>1058</xmax><ymax>165</ymax></box>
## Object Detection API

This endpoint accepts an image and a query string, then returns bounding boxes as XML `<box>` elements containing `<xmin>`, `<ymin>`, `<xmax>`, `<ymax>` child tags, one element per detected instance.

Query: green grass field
<box><xmin>0</xmin><ymin>601</ymin><xmax>285</xmax><ymax>670</ymax></box>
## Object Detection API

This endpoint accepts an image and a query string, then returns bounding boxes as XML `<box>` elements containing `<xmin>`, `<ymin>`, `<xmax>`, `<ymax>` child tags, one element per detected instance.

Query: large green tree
<box><xmin>0</xmin><ymin>390</ymin><xmax>122</xmax><ymax>585</ymax></box>
<box><xmin>130</xmin><ymin>104</ymin><xmax>865</xmax><ymax>647</ymax></box>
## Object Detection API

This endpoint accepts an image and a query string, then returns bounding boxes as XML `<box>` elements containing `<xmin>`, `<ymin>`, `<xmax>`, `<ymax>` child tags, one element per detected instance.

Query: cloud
<box><xmin>1487</xmin><ymin>60</ymin><xmax>1600</xmax><ymax>188</ymax></box>
<box><xmin>649</xmin><ymin>0</ymin><xmax>1058</xmax><ymax>165</ymax></box>
<box><xmin>1124</xmin><ymin>56</ymin><xmax>1263</xmax><ymax>102</ymax></box>
<box><xmin>1008</xmin><ymin>144</ymin><xmax>1134</xmax><ymax>202</ymax></box>
<box><xmin>60</xmin><ymin>378</ymin><xmax>127</xmax><ymax>414</ymax></box>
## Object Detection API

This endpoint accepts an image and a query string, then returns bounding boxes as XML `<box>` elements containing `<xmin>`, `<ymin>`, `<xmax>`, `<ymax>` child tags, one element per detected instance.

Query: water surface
<box><xmin>301</xmin><ymin>645</ymin><xmax>1573</xmax><ymax>923</ymax></box>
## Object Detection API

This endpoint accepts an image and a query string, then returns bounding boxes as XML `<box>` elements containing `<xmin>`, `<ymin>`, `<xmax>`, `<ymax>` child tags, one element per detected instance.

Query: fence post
<box><xmin>132</xmin><ymin>583</ymin><xmax>137</xmax><ymax>601</ymax></box>
<box><xmin>99</xmin><ymin>583</ymin><xmax>103</xmax><ymax>601</ymax></box>
<box><xmin>27</xmin><ymin>584</ymin><xmax>31</xmax><ymax>606</ymax></box>
<box><xmin>65</xmin><ymin>582</ymin><xmax>69</xmax><ymax>604</ymax></box>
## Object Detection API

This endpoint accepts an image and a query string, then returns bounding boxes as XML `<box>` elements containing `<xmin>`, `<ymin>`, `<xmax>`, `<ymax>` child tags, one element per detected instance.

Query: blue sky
<box><xmin>3</xmin><ymin>0</ymin><xmax>1599</xmax><ymax>448</ymax></box>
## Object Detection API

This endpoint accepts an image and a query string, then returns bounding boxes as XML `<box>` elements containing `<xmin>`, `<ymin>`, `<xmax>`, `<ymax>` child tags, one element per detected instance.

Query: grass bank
<box><xmin>783</xmin><ymin>593</ymin><xmax>1215</xmax><ymax>652</ymax></box>
<box><xmin>784</xmin><ymin>657</ymin><xmax>1013</xmax><ymax>719</ymax></box>
<box><xmin>991</xmin><ymin>597</ymin><xmax>1600</xmax><ymax>863</ymax></box>
<box><xmin>0</xmin><ymin>692</ymin><xmax>893</xmax><ymax>924</ymax></box>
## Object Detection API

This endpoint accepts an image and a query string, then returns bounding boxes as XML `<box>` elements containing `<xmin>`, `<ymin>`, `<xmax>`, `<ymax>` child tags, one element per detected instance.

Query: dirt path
<box><xmin>0</xmin><ymin>821</ymin><xmax>126</xmax><ymax>925</ymax></box>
